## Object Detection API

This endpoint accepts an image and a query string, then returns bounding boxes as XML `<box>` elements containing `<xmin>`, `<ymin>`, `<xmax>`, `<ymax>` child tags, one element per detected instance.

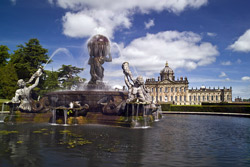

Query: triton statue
<box><xmin>122</xmin><ymin>62</ymin><xmax>151</xmax><ymax>103</ymax></box>
<box><xmin>87</xmin><ymin>34</ymin><xmax>112</xmax><ymax>85</ymax></box>
<box><xmin>12</xmin><ymin>66</ymin><xmax>43</xmax><ymax>112</ymax></box>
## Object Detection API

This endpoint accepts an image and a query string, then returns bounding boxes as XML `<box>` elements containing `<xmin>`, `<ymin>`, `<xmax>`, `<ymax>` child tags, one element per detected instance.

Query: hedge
<box><xmin>161</xmin><ymin>104</ymin><xmax>250</xmax><ymax>114</ymax></box>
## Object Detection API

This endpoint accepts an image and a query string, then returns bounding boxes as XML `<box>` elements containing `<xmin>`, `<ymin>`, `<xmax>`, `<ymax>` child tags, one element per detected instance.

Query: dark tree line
<box><xmin>0</xmin><ymin>38</ymin><xmax>85</xmax><ymax>99</ymax></box>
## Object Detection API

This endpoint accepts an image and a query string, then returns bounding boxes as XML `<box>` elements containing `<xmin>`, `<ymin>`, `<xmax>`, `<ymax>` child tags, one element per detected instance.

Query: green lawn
<box><xmin>0</xmin><ymin>99</ymin><xmax>10</xmax><ymax>103</ymax></box>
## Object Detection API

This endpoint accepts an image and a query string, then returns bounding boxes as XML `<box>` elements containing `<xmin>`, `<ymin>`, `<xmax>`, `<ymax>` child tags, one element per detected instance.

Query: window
<box><xmin>165</xmin><ymin>87</ymin><xmax>168</xmax><ymax>92</ymax></box>
<box><xmin>160</xmin><ymin>88</ymin><xmax>162</xmax><ymax>92</ymax></box>
<box><xmin>152</xmin><ymin>96</ymin><xmax>154</xmax><ymax>102</ymax></box>
<box><xmin>207</xmin><ymin>96</ymin><xmax>209</xmax><ymax>101</ymax></box>
<box><xmin>194</xmin><ymin>96</ymin><xmax>196</xmax><ymax>101</ymax></box>
<box><xmin>160</xmin><ymin>96</ymin><xmax>162</xmax><ymax>101</ymax></box>
<box><xmin>203</xmin><ymin>96</ymin><xmax>205</xmax><ymax>101</ymax></box>
<box><xmin>216</xmin><ymin>96</ymin><xmax>218</xmax><ymax>101</ymax></box>
<box><xmin>211</xmin><ymin>96</ymin><xmax>214</xmax><ymax>101</ymax></box>
<box><xmin>171</xmin><ymin>88</ymin><xmax>173</xmax><ymax>92</ymax></box>
<box><xmin>180</xmin><ymin>96</ymin><xmax>182</xmax><ymax>101</ymax></box>
<box><xmin>156</xmin><ymin>96</ymin><xmax>158</xmax><ymax>101</ymax></box>
<box><xmin>175</xmin><ymin>87</ymin><xmax>177</xmax><ymax>92</ymax></box>
<box><xmin>227</xmin><ymin>95</ymin><xmax>229</xmax><ymax>100</ymax></box>
<box><xmin>189</xmin><ymin>96</ymin><xmax>192</xmax><ymax>101</ymax></box>
<box><xmin>165</xmin><ymin>96</ymin><xmax>168</xmax><ymax>102</ymax></box>
<box><xmin>184</xmin><ymin>96</ymin><xmax>186</xmax><ymax>102</ymax></box>
<box><xmin>198</xmin><ymin>96</ymin><xmax>200</xmax><ymax>102</ymax></box>
<box><xmin>152</xmin><ymin>88</ymin><xmax>154</xmax><ymax>92</ymax></box>
<box><xmin>184</xmin><ymin>88</ymin><xmax>186</xmax><ymax>92</ymax></box>
<box><xmin>175</xmin><ymin>96</ymin><xmax>177</xmax><ymax>101</ymax></box>
<box><xmin>180</xmin><ymin>88</ymin><xmax>182</xmax><ymax>92</ymax></box>
<box><xmin>171</xmin><ymin>96</ymin><xmax>173</xmax><ymax>101</ymax></box>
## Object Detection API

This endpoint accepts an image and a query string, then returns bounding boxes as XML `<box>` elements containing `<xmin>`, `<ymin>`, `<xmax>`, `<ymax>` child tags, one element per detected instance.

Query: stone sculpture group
<box><xmin>122</xmin><ymin>62</ymin><xmax>151</xmax><ymax>104</ymax></box>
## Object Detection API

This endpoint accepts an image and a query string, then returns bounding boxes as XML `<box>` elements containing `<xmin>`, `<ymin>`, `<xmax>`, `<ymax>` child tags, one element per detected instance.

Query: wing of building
<box><xmin>145</xmin><ymin>62</ymin><xmax>232</xmax><ymax>105</ymax></box>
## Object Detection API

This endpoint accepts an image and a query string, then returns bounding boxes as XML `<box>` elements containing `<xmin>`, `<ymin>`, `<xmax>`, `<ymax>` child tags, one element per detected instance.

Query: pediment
<box><xmin>160</xmin><ymin>79</ymin><xmax>175</xmax><ymax>84</ymax></box>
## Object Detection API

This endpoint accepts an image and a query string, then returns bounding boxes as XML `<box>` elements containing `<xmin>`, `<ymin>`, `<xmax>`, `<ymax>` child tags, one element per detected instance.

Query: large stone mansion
<box><xmin>145</xmin><ymin>62</ymin><xmax>232</xmax><ymax>105</ymax></box>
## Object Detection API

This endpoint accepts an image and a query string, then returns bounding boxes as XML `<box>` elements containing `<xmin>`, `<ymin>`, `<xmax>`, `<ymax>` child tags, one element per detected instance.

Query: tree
<box><xmin>0</xmin><ymin>45</ymin><xmax>10</xmax><ymax>67</ymax></box>
<box><xmin>0</xmin><ymin>62</ymin><xmax>18</xmax><ymax>99</ymax></box>
<box><xmin>10</xmin><ymin>38</ymin><xmax>49</xmax><ymax>81</ymax></box>
<box><xmin>58</xmin><ymin>65</ymin><xmax>85</xmax><ymax>89</ymax></box>
<box><xmin>38</xmin><ymin>70</ymin><xmax>60</xmax><ymax>96</ymax></box>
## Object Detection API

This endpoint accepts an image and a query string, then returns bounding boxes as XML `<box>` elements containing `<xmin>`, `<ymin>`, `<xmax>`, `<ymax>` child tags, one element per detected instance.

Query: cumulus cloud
<box><xmin>207</xmin><ymin>32</ymin><xmax>216</xmax><ymax>37</ymax></box>
<box><xmin>242</xmin><ymin>76</ymin><xmax>250</xmax><ymax>81</ymax></box>
<box><xmin>62</xmin><ymin>10</ymin><xmax>131</xmax><ymax>38</ymax></box>
<box><xmin>219</xmin><ymin>72</ymin><xmax>227</xmax><ymax>77</ymax></box>
<box><xmin>112</xmin><ymin>31</ymin><xmax>219</xmax><ymax>72</ymax></box>
<box><xmin>225</xmin><ymin>78</ymin><xmax>230</xmax><ymax>81</ymax></box>
<box><xmin>228</xmin><ymin>29</ymin><xmax>250</xmax><ymax>52</ymax></box>
<box><xmin>50</xmin><ymin>0</ymin><xmax>208</xmax><ymax>38</ymax></box>
<box><xmin>144</xmin><ymin>19</ymin><xmax>155</xmax><ymax>29</ymax></box>
<box><xmin>221</xmin><ymin>61</ymin><xmax>231</xmax><ymax>66</ymax></box>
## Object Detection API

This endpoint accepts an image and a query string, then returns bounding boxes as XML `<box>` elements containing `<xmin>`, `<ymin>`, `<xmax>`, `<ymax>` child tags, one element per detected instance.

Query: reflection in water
<box><xmin>0</xmin><ymin>115</ymin><xmax>250</xmax><ymax>167</ymax></box>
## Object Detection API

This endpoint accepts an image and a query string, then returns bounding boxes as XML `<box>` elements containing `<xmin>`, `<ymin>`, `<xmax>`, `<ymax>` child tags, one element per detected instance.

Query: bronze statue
<box><xmin>87</xmin><ymin>34</ymin><xmax>112</xmax><ymax>85</ymax></box>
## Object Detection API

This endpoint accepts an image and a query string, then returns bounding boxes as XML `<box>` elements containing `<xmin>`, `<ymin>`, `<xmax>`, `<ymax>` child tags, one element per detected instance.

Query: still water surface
<box><xmin>0</xmin><ymin>114</ymin><xmax>250</xmax><ymax>167</ymax></box>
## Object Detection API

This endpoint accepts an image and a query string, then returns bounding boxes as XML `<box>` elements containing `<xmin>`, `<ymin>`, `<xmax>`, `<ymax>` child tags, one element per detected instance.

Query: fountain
<box><xmin>3</xmin><ymin>34</ymin><xmax>161</xmax><ymax>127</ymax></box>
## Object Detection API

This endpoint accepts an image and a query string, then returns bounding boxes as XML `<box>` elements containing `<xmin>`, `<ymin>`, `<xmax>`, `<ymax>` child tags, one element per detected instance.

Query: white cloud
<box><xmin>221</xmin><ymin>61</ymin><xmax>231</xmax><ymax>66</ymax></box>
<box><xmin>207</xmin><ymin>32</ymin><xmax>216</xmax><ymax>37</ymax></box>
<box><xmin>62</xmin><ymin>10</ymin><xmax>131</xmax><ymax>38</ymax></box>
<box><xmin>219</xmin><ymin>72</ymin><xmax>227</xmax><ymax>77</ymax></box>
<box><xmin>228</xmin><ymin>29</ymin><xmax>250</xmax><ymax>52</ymax></box>
<box><xmin>225</xmin><ymin>78</ymin><xmax>230</xmax><ymax>81</ymax></box>
<box><xmin>233</xmin><ymin>85</ymin><xmax>250</xmax><ymax>99</ymax></box>
<box><xmin>50</xmin><ymin>0</ymin><xmax>208</xmax><ymax>38</ymax></box>
<box><xmin>144</xmin><ymin>19</ymin><xmax>155</xmax><ymax>29</ymax></box>
<box><xmin>242</xmin><ymin>76</ymin><xmax>250</xmax><ymax>81</ymax></box>
<box><xmin>112</xmin><ymin>31</ymin><xmax>219</xmax><ymax>73</ymax></box>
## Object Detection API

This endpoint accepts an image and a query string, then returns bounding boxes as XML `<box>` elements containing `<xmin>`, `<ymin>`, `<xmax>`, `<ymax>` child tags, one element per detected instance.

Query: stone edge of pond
<box><xmin>162</xmin><ymin>111</ymin><xmax>250</xmax><ymax>118</ymax></box>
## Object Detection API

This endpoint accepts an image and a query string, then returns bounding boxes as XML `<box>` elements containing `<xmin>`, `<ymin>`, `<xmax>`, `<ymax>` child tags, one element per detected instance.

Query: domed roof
<box><xmin>160</xmin><ymin>61</ymin><xmax>174</xmax><ymax>74</ymax></box>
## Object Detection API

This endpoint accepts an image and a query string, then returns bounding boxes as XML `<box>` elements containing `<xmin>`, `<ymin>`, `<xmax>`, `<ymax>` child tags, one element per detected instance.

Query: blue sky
<box><xmin>1</xmin><ymin>0</ymin><xmax>250</xmax><ymax>99</ymax></box>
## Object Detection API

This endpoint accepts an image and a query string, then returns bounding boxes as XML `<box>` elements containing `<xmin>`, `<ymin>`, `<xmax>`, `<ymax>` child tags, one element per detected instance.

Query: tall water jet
<box><xmin>51</xmin><ymin>109</ymin><xmax>57</xmax><ymax>125</ymax></box>
<box><xmin>63</xmin><ymin>109</ymin><xmax>68</xmax><ymax>126</ymax></box>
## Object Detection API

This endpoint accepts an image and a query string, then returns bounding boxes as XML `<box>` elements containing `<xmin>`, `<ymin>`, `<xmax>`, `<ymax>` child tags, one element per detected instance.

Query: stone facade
<box><xmin>145</xmin><ymin>62</ymin><xmax>232</xmax><ymax>105</ymax></box>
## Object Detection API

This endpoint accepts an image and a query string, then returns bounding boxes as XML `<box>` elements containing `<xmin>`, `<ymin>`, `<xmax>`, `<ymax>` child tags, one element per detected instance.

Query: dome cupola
<box><xmin>160</xmin><ymin>61</ymin><xmax>175</xmax><ymax>81</ymax></box>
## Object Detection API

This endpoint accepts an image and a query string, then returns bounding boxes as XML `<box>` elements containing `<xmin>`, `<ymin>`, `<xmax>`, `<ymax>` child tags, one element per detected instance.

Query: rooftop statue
<box><xmin>87</xmin><ymin>34</ymin><xmax>112</xmax><ymax>85</ymax></box>
<box><xmin>11</xmin><ymin>66</ymin><xmax>43</xmax><ymax>112</ymax></box>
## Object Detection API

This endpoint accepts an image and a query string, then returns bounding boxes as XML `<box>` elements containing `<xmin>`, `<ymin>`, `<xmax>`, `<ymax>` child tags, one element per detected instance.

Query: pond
<box><xmin>0</xmin><ymin>114</ymin><xmax>250</xmax><ymax>167</ymax></box>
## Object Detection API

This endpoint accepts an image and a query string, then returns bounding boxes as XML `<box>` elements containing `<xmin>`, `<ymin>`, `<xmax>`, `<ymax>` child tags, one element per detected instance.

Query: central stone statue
<box><xmin>87</xmin><ymin>34</ymin><xmax>112</xmax><ymax>85</ymax></box>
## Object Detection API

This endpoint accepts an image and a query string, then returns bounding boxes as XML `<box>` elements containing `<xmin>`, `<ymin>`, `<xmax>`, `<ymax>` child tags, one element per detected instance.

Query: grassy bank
<box><xmin>161</xmin><ymin>103</ymin><xmax>250</xmax><ymax>114</ymax></box>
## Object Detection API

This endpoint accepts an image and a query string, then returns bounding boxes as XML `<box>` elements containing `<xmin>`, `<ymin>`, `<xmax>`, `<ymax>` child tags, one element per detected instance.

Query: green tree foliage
<box><xmin>0</xmin><ymin>45</ymin><xmax>10</xmax><ymax>67</ymax></box>
<box><xmin>38</xmin><ymin>70</ymin><xmax>60</xmax><ymax>96</ymax></box>
<box><xmin>10</xmin><ymin>38</ymin><xmax>49</xmax><ymax>81</ymax></box>
<box><xmin>58</xmin><ymin>65</ymin><xmax>85</xmax><ymax>89</ymax></box>
<box><xmin>0</xmin><ymin>63</ymin><xmax>18</xmax><ymax>99</ymax></box>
